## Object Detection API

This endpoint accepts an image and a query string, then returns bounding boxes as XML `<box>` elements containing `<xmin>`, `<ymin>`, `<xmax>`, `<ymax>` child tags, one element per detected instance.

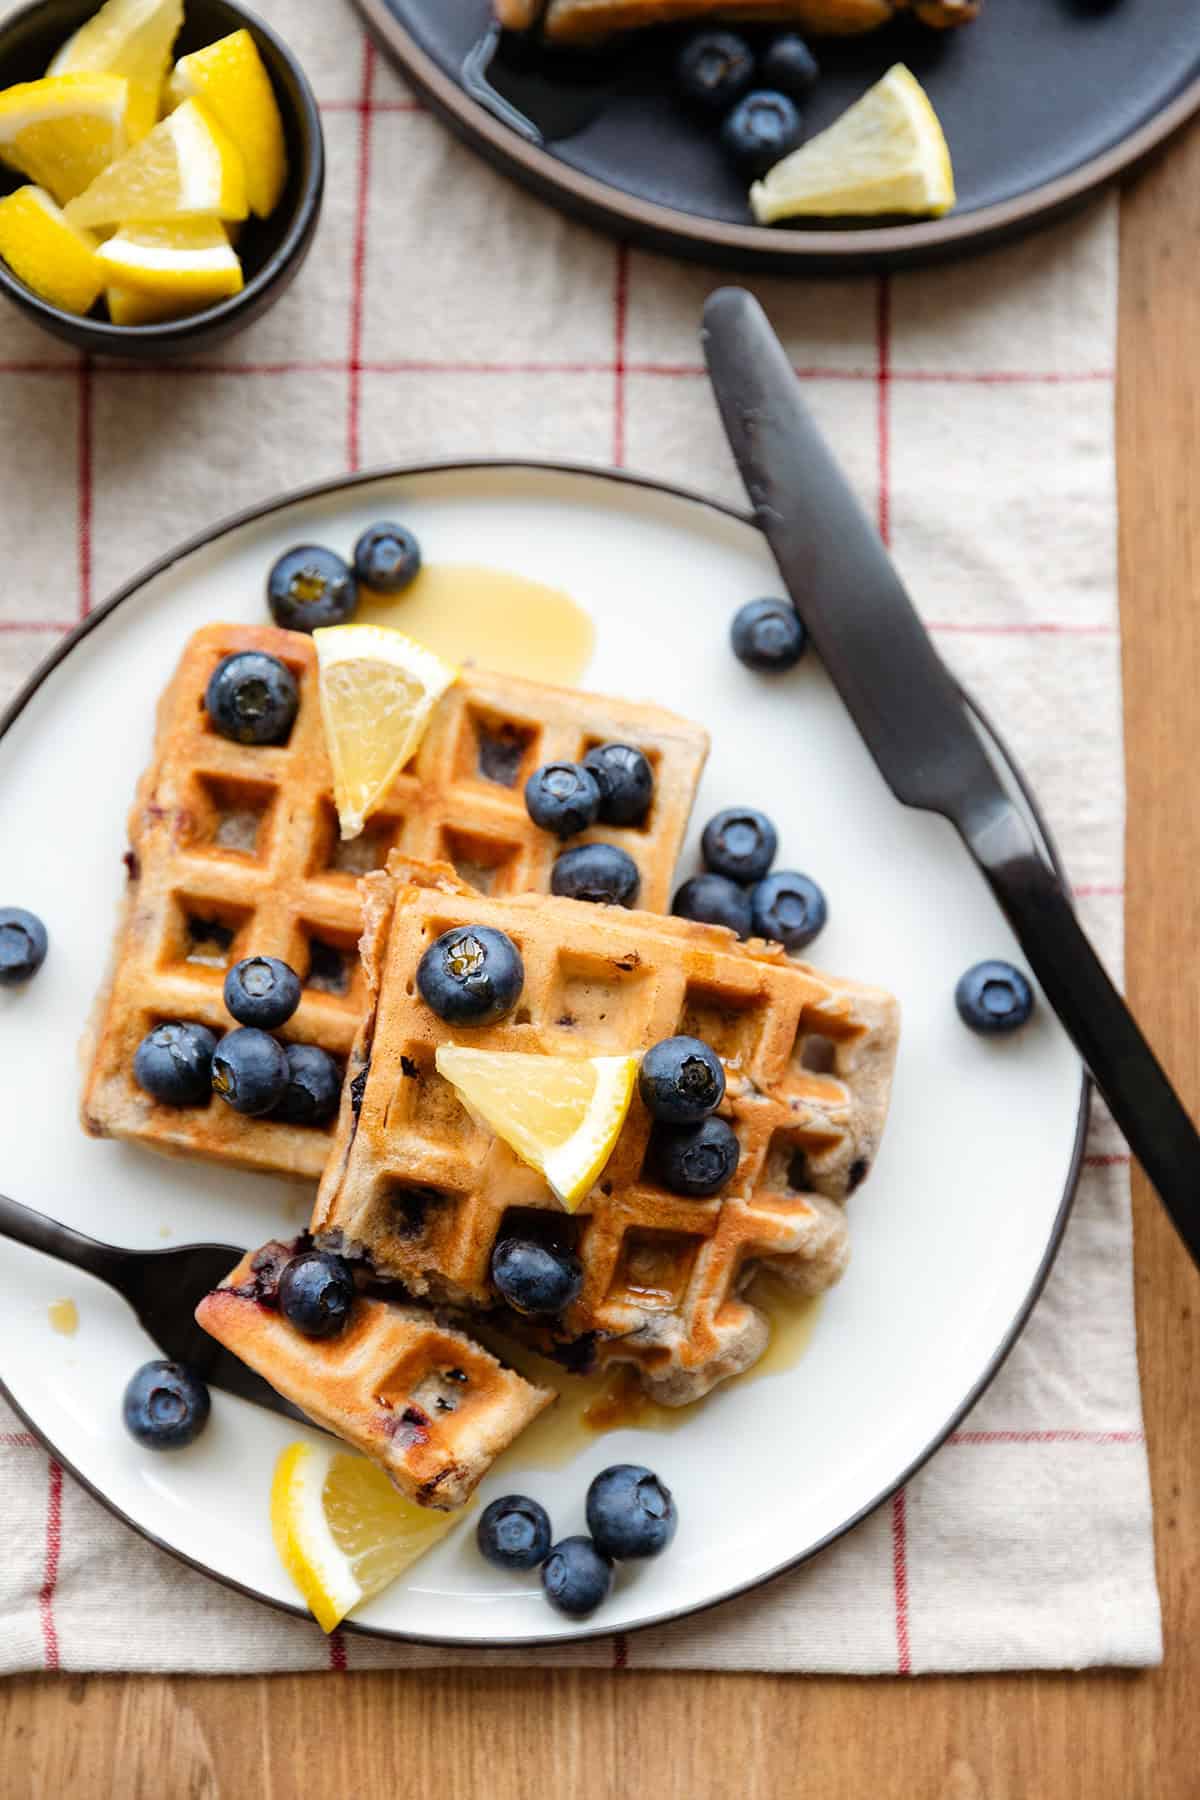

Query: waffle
<box><xmin>497</xmin><ymin>0</ymin><xmax>975</xmax><ymax>45</ymax></box>
<box><xmin>196</xmin><ymin>1238</ymin><xmax>554</xmax><ymax>1507</ymax></box>
<box><xmin>312</xmin><ymin>858</ymin><xmax>900</xmax><ymax>1404</ymax></box>
<box><xmin>81</xmin><ymin>622</ymin><xmax>708</xmax><ymax>1179</ymax></box>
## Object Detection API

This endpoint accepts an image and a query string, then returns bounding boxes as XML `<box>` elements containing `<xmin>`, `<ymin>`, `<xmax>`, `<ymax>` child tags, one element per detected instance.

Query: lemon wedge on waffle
<box><xmin>435</xmin><ymin>1047</ymin><xmax>639</xmax><ymax>1210</ymax></box>
<box><xmin>271</xmin><ymin>1440</ymin><xmax>469</xmax><ymax>1633</ymax></box>
<box><xmin>49</xmin><ymin>0</ymin><xmax>183</xmax><ymax>143</ymax></box>
<box><xmin>0</xmin><ymin>185</ymin><xmax>104</xmax><ymax>314</ymax></box>
<box><xmin>165</xmin><ymin>28</ymin><xmax>286</xmax><ymax>217</ymax></box>
<box><xmin>0</xmin><ymin>74</ymin><xmax>130</xmax><ymax>206</ymax></box>
<box><xmin>65</xmin><ymin>96</ymin><xmax>246</xmax><ymax>227</ymax></box>
<box><xmin>314</xmin><ymin>624</ymin><xmax>459</xmax><ymax>841</ymax></box>
<box><xmin>96</xmin><ymin>217</ymin><xmax>242</xmax><ymax>310</ymax></box>
<box><xmin>750</xmin><ymin>64</ymin><xmax>955</xmax><ymax>223</ymax></box>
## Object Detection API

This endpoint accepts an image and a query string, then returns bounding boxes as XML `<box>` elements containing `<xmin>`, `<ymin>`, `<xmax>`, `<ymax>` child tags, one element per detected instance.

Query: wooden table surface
<box><xmin>4</xmin><ymin>119</ymin><xmax>1200</xmax><ymax>1800</ymax></box>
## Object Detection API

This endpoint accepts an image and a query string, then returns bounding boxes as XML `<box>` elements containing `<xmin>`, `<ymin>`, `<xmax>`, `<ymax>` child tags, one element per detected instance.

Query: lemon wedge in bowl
<box><xmin>0</xmin><ymin>185</ymin><xmax>104</xmax><ymax>314</ymax></box>
<box><xmin>65</xmin><ymin>96</ymin><xmax>246</xmax><ymax>227</ymax></box>
<box><xmin>271</xmin><ymin>1440</ymin><xmax>470</xmax><ymax>1633</ymax></box>
<box><xmin>49</xmin><ymin>0</ymin><xmax>183</xmax><ymax>143</ymax></box>
<box><xmin>750</xmin><ymin>64</ymin><xmax>955</xmax><ymax>224</ymax></box>
<box><xmin>313</xmin><ymin>624</ymin><xmax>458</xmax><ymax>840</ymax></box>
<box><xmin>435</xmin><ymin>1046</ymin><xmax>639</xmax><ymax>1211</ymax></box>
<box><xmin>96</xmin><ymin>217</ymin><xmax>242</xmax><ymax>311</ymax></box>
<box><xmin>165</xmin><ymin>28</ymin><xmax>286</xmax><ymax>218</ymax></box>
<box><xmin>0</xmin><ymin>73</ymin><xmax>129</xmax><ymax>206</ymax></box>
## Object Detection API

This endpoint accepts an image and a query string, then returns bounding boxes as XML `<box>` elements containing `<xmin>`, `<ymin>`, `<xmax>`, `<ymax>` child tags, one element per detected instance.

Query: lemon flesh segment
<box><xmin>271</xmin><ymin>1441</ymin><xmax>469</xmax><ymax>1634</ymax></box>
<box><xmin>64</xmin><ymin>97</ymin><xmax>247</xmax><ymax>227</ymax></box>
<box><xmin>49</xmin><ymin>0</ymin><xmax>183</xmax><ymax>143</ymax></box>
<box><xmin>751</xmin><ymin>64</ymin><xmax>955</xmax><ymax>223</ymax></box>
<box><xmin>0</xmin><ymin>185</ymin><xmax>103</xmax><ymax>314</ymax></box>
<box><xmin>435</xmin><ymin>1046</ymin><xmax>639</xmax><ymax>1210</ymax></box>
<box><xmin>97</xmin><ymin>217</ymin><xmax>242</xmax><ymax>308</ymax></box>
<box><xmin>167</xmin><ymin>29</ymin><xmax>286</xmax><ymax>218</ymax></box>
<box><xmin>0</xmin><ymin>74</ymin><xmax>129</xmax><ymax>206</ymax></box>
<box><xmin>313</xmin><ymin>625</ymin><xmax>458</xmax><ymax>841</ymax></box>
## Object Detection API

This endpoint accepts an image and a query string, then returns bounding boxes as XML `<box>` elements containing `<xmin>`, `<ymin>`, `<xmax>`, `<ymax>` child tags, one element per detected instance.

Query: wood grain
<box><xmin>4</xmin><ymin>119</ymin><xmax>1200</xmax><ymax>1800</ymax></box>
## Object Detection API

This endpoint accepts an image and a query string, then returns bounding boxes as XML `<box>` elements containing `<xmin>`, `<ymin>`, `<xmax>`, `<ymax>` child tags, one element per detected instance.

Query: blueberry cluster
<box><xmin>675</xmin><ymin>29</ymin><xmax>819</xmax><ymax>180</ymax></box>
<box><xmin>477</xmin><ymin>1463</ymin><xmax>678</xmax><ymax>1620</ymax></box>
<box><xmin>640</xmin><ymin>1036</ymin><xmax>739</xmax><ymax>1198</ymax></box>
<box><xmin>264</xmin><ymin>520</ymin><xmax>422</xmax><ymax>635</ymax></box>
<box><xmin>522</xmin><ymin>741</ymin><xmax>654</xmax><ymax>911</ymax></box>
<box><xmin>673</xmin><ymin>806</ymin><xmax>828</xmax><ymax>955</ymax></box>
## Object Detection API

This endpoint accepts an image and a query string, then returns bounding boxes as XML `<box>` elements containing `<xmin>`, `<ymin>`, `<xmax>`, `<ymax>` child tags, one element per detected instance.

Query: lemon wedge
<box><xmin>0</xmin><ymin>185</ymin><xmax>104</xmax><ymax>314</ymax></box>
<box><xmin>65</xmin><ymin>96</ymin><xmax>246</xmax><ymax>227</ymax></box>
<box><xmin>435</xmin><ymin>1046</ymin><xmax>638</xmax><ymax>1210</ymax></box>
<box><xmin>165</xmin><ymin>28</ymin><xmax>286</xmax><ymax>217</ymax></box>
<box><xmin>313</xmin><ymin>624</ymin><xmax>458</xmax><ymax>840</ymax></box>
<box><xmin>750</xmin><ymin>64</ymin><xmax>955</xmax><ymax>223</ymax></box>
<box><xmin>271</xmin><ymin>1440</ymin><xmax>469</xmax><ymax>1633</ymax></box>
<box><xmin>96</xmin><ymin>217</ymin><xmax>242</xmax><ymax>313</ymax></box>
<box><xmin>0</xmin><ymin>74</ymin><xmax>129</xmax><ymax>206</ymax></box>
<box><xmin>49</xmin><ymin>0</ymin><xmax>183</xmax><ymax>143</ymax></box>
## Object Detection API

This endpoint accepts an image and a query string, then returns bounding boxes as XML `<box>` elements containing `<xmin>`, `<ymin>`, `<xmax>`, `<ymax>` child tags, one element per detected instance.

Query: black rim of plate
<box><xmin>0</xmin><ymin>459</ymin><xmax>1090</xmax><ymax>1649</ymax></box>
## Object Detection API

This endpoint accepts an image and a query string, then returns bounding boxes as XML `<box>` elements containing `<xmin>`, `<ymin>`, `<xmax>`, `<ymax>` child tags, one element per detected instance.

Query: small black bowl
<box><xmin>0</xmin><ymin>0</ymin><xmax>324</xmax><ymax>356</ymax></box>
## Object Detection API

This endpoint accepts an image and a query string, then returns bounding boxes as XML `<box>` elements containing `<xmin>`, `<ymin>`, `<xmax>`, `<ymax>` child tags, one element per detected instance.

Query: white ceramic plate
<box><xmin>0</xmin><ymin>462</ymin><xmax>1085</xmax><ymax>1646</ymax></box>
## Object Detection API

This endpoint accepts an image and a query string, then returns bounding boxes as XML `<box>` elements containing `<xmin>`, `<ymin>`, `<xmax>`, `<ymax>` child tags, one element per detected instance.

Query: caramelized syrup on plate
<box><xmin>357</xmin><ymin>563</ymin><xmax>594</xmax><ymax>687</ymax></box>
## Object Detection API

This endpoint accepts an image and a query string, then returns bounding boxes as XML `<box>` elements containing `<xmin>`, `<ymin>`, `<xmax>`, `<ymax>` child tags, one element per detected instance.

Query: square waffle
<box><xmin>312</xmin><ymin>858</ymin><xmax>900</xmax><ymax>1404</ymax></box>
<box><xmin>196</xmin><ymin>1237</ymin><xmax>554</xmax><ymax>1508</ymax></box>
<box><xmin>81</xmin><ymin>623</ymin><xmax>708</xmax><ymax>1179</ymax></box>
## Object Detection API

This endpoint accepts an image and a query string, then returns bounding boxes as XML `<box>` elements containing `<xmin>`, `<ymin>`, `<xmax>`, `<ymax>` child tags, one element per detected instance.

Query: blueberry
<box><xmin>0</xmin><ymin>907</ymin><xmax>48</xmax><ymax>985</ymax></box>
<box><xmin>540</xmin><ymin>1535</ymin><xmax>614</xmax><ymax>1619</ymax></box>
<box><xmin>671</xmin><ymin>873</ymin><xmax>753</xmax><ymax>939</ymax></box>
<box><xmin>205</xmin><ymin>651</ymin><xmax>299</xmax><ymax>746</ymax></box>
<box><xmin>751</xmin><ymin>871</ymin><xmax>827</xmax><ymax>951</ymax></box>
<box><xmin>491</xmin><ymin>1237</ymin><xmax>583</xmax><ymax>1317</ymax></box>
<box><xmin>353</xmin><ymin>521</ymin><xmax>422</xmax><ymax>595</ymax></box>
<box><xmin>134</xmin><ymin>1021</ymin><xmax>217</xmax><ymax>1106</ymax></box>
<box><xmin>701</xmin><ymin>807</ymin><xmax>778</xmax><ymax>884</ymax></box>
<box><xmin>122</xmin><ymin>1360</ymin><xmax>210</xmax><ymax>1450</ymax></box>
<box><xmin>267</xmin><ymin>544</ymin><xmax>357</xmax><ymax>633</ymax></box>
<box><xmin>223</xmin><ymin>955</ymin><xmax>302</xmax><ymax>1029</ymax></box>
<box><xmin>639</xmin><ymin>1036</ymin><xmax>725</xmax><ymax>1125</ymax></box>
<box><xmin>721</xmin><ymin>90</ymin><xmax>805</xmax><ymax>182</ymax></box>
<box><xmin>651</xmin><ymin>1117</ymin><xmax>741</xmax><ymax>1198</ymax></box>
<box><xmin>274</xmin><ymin>1043</ymin><xmax>342</xmax><ymax>1126</ymax></box>
<box><xmin>731</xmin><ymin>598</ymin><xmax>808</xmax><ymax>674</ymax></box>
<box><xmin>760</xmin><ymin>33</ymin><xmax>820</xmax><ymax>100</ymax></box>
<box><xmin>278</xmin><ymin>1249</ymin><xmax>356</xmax><ymax>1338</ymax></box>
<box><xmin>525</xmin><ymin>762</ymin><xmax>602</xmax><ymax>838</ymax></box>
<box><xmin>582</xmin><ymin>743</ymin><xmax>654</xmax><ymax>826</ymax></box>
<box><xmin>551</xmin><ymin>844</ymin><xmax>640</xmax><ymax>908</ymax></box>
<box><xmin>675</xmin><ymin>29</ymin><xmax>755</xmax><ymax>113</ymax></box>
<box><xmin>586</xmin><ymin>1463</ymin><xmax>677</xmax><ymax>1561</ymax></box>
<box><xmin>955</xmin><ymin>961</ymin><xmax>1035</xmax><ymax>1035</ymax></box>
<box><xmin>477</xmin><ymin>1494</ymin><xmax>553</xmax><ymax>1571</ymax></box>
<box><xmin>417</xmin><ymin>925</ymin><xmax>524</xmax><ymax>1026</ymax></box>
<box><xmin>211</xmin><ymin>1027</ymin><xmax>290</xmax><ymax>1115</ymax></box>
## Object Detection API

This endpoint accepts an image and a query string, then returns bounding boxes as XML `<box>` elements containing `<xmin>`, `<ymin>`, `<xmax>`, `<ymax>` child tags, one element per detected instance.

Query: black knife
<box><xmin>703</xmin><ymin>284</ymin><xmax>1200</xmax><ymax>1272</ymax></box>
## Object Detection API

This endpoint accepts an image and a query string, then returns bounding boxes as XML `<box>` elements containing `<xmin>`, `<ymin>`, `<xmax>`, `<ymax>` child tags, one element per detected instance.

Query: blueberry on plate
<box><xmin>353</xmin><ymin>521</ymin><xmax>422</xmax><ymax>595</ymax></box>
<box><xmin>525</xmin><ymin>762</ymin><xmax>602</xmax><ymax>838</ymax></box>
<box><xmin>417</xmin><ymin>925</ymin><xmax>525</xmax><ymax>1026</ymax></box>
<box><xmin>211</xmin><ymin>1027</ymin><xmax>290</xmax><ymax>1115</ymax></box>
<box><xmin>0</xmin><ymin>906</ymin><xmax>48</xmax><ymax>986</ymax></box>
<box><xmin>751</xmin><ymin>870</ymin><xmax>827</xmax><ymax>952</ymax></box>
<box><xmin>586</xmin><ymin>1463</ymin><xmax>678</xmax><ymax>1561</ymax></box>
<box><xmin>731</xmin><ymin>598</ymin><xmax>808</xmax><ymax>674</ymax></box>
<box><xmin>134</xmin><ymin>1021</ymin><xmax>217</xmax><ymax>1106</ymax></box>
<box><xmin>278</xmin><ymin>1249</ymin><xmax>357</xmax><ymax>1338</ymax></box>
<box><xmin>639</xmin><ymin>1035</ymin><xmax>725</xmax><ymax>1125</ymax></box>
<box><xmin>274</xmin><ymin>1043</ymin><xmax>342</xmax><ymax>1126</ymax></box>
<box><xmin>955</xmin><ymin>961</ymin><xmax>1035</xmax><ymax>1035</ymax></box>
<box><xmin>551</xmin><ymin>844</ymin><xmax>640</xmax><ymax>908</ymax></box>
<box><xmin>675</xmin><ymin>29</ymin><xmax>755</xmax><ymax>113</ymax></box>
<box><xmin>477</xmin><ymin>1494</ymin><xmax>553</xmax><ymax>1571</ymax></box>
<box><xmin>721</xmin><ymin>90</ymin><xmax>805</xmax><ymax>182</ymax></box>
<box><xmin>540</xmin><ymin>1535</ymin><xmax>614</xmax><ymax>1619</ymax></box>
<box><xmin>701</xmin><ymin>807</ymin><xmax>778</xmax><ymax>884</ymax></box>
<box><xmin>205</xmin><ymin>651</ymin><xmax>299</xmax><ymax>747</ymax></box>
<box><xmin>122</xmin><ymin>1360</ymin><xmax>211</xmax><ymax>1450</ymax></box>
<box><xmin>267</xmin><ymin>544</ymin><xmax>357</xmax><ymax>633</ymax></box>
<box><xmin>582</xmin><ymin>742</ymin><xmax>654</xmax><ymax>827</ymax></box>
<box><xmin>760</xmin><ymin>33</ymin><xmax>820</xmax><ymax>100</ymax></box>
<box><xmin>224</xmin><ymin>955</ymin><xmax>302</xmax><ymax>1030</ymax></box>
<box><xmin>671</xmin><ymin>873</ymin><xmax>753</xmax><ymax>939</ymax></box>
<box><xmin>652</xmin><ymin>1116</ymin><xmax>741</xmax><ymax>1198</ymax></box>
<box><xmin>491</xmin><ymin>1237</ymin><xmax>584</xmax><ymax>1317</ymax></box>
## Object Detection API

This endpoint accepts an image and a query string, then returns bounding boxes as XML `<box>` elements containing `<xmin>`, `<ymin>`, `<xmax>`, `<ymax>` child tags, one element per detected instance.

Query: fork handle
<box><xmin>0</xmin><ymin>1192</ymin><xmax>135</xmax><ymax>1295</ymax></box>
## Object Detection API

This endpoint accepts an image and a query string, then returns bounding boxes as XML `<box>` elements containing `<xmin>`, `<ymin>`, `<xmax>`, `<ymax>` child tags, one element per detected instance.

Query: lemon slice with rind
<box><xmin>271</xmin><ymin>1440</ymin><xmax>469</xmax><ymax>1633</ymax></box>
<box><xmin>0</xmin><ymin>74</ymin><xmax>129</xmax><ymax>207</ymax></box>
<box><xmin>96</xmin><ymin>217</ymin><xmax>242</xmax><ymax>309</ymax></box>
<box><xmin>165</xmin><ymin>28</ymin><xmax>286</xmax><ymax>217</ymax></box>
<box><xmin>435</xmin><ymin>1046</ymin><xmax>639</xmax><ymax>1211</ymax></box>
<box><xmin>313</xmin><ymin>624</ymin><xmax>458</xmax><ymax>841</ymax></box>
<box><xmin>65</xmin><ymin>96</ymin><xmax>246</xmax><ymax>227</ymax></box>
<box><xmin>750</xmin><ymin>64</ymin><xmax>955</xmax><ymax>223</ymax></box>
<box><xmin>49</xmin><ymin>0</ymin><xmax>183</xmax><ymax>143</ymax></box>
<box><xmin>0</xmin><ymin>185</ymin><xmax>103</xmax><ymax>314</ymax></box>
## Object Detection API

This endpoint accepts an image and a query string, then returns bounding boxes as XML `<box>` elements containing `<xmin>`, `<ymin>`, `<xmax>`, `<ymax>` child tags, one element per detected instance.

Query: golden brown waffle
<box><xmin>196</xmin><ymin>1239</ymin><xmax>554</xmax><ymax>1508</ymax></box>
<box><xmin>312</xmin><ymin>858</ymin><xmax>900</xmax><ymax>1404</ymax></box>
<box><xmin>498</xmin><ymin>0</ymin><xmax>975</xmax><ymax>46</ymax></box>
<box><xmin>82</xmin><ymin>623</ymin><xmax>708</xmax><ymax>1178</ymax></box>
